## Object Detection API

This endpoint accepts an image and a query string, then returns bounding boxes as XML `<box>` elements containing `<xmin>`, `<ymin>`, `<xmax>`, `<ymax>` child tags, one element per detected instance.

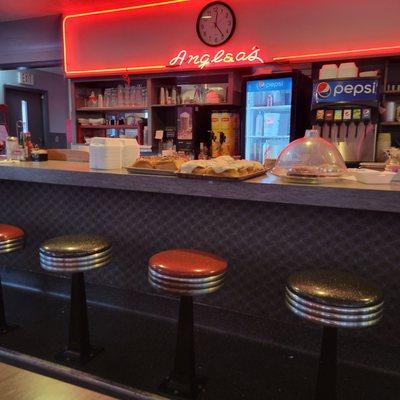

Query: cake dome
<box><xmin>271</xmin><ymin>130</ymin><xmax>346</xmax><ymax>183</ymax></box>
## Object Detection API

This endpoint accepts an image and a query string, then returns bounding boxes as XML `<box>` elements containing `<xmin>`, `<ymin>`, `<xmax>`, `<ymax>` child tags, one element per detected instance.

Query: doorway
<box><xmin>4</xmin><ymin>86</ymin><xmax>49</xmax><ymax>147</ymax></box>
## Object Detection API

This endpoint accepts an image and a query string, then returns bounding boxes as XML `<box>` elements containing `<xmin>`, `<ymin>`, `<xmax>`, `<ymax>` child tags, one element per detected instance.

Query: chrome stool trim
<box><xmin>286</xmin><ymin>300</ymin><xmax>382</xmax><ymax>328</ymax></box>
<box><xmin>40</xmin><ymin>251</ymin><xmax>112</xmax><ymax>267</ymax></box>
<box><xmin>148</xmin><ymin>267</ymin><xmax>226</xmax><ymax>283</ymax></box>
<box><xmin>148</xmin><ymin>268</ymin><xmax>225</xmax><ymax>283</ymax></box>
<box><xmin>0</xmin><ymin>237</ymin><xmax>25</xmax><ymax>246</ymax></box>
<box><xmin>40</xmin><ymin>247</ymin><xmax>112</xmax><ymax>262</ymax></box>
<box><xmin>148</xmin><ymin>274</ymin><xmax>225</xmax><ymax>293</ymax></box>
<box><xmin>0</xmin><ymin>240</ymin><xmax>25</xmax><ymax>254</ymax></box>
<box><xmin>149</xmin><ymin>277</ymin><xmax>224</xmax><ymax>296</ymax></box>
<box><xmin>286</xmin><ymin>294</ymin><xmax>383</xmax><ymax>322</ymax></box>
<box><xmin>285</xmin><ymin>286</ymin><xmax>384</xmax><ymax>315</ymax></box>
<box><xmin>40</xmin><ymin>257</ymin><xmax>112</xmax><ymax>273</ymax></box>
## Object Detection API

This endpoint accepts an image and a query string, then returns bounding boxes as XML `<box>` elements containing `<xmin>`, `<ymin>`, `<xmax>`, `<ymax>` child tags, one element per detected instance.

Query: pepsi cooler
<box><xmin>242</xmin><ymin>71</ymin><xmax>311</xmax><ymax>163</ymax></box>
<box><xmin>312</xmin><ymin>77</ymin><xmax>380</xmax><ymax>163</ymax></box>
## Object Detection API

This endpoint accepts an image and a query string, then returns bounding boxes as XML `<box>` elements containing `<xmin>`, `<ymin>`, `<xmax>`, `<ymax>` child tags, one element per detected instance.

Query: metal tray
<box><xmin>176</xmin><ymin>169</ymin><xmax>266</xmax><ymax>181</ymax></box>
<box><xmin>126</xmin><ymin>167</ymin><xmax>176</xmax><ymax>176</ymax></box>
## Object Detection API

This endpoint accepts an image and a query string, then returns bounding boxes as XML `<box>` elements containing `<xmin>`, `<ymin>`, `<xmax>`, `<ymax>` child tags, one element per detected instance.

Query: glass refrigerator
<box><xmin>243</xmin><ymin>71</ymin><xmax>311</xmax><ymax>163</ymax></box>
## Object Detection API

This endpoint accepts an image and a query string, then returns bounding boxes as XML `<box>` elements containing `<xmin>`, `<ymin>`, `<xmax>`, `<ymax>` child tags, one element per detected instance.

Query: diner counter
<box><xmin>0</xmin><ymin>160</ymin><xmax>400</xmax><ymax>213</ymax></box>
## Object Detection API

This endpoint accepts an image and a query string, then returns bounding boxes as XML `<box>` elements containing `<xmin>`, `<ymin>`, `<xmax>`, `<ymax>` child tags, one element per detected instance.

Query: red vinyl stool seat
<box><xmin>149</xmin><ymin>249</ymin><xmax>227</xmax><ymax>296</ymax></box>
<box><xmin>148</xmin><ymin>249</ymin><xmax>228</xmax><ymax>399</ymax></box>
<box><xmin>0</xmin><ymin>224</ymin><xmax>25</xmax><ymax>254</ymax></box>
<box><xmin>0</xmin><ymin>224</ymin><xmax>25</xmax><ymax>334</ymax></box>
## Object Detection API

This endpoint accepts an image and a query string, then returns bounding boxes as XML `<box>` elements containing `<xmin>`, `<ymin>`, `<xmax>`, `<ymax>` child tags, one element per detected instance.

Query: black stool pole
<box><xmin>0</xmin><ymin>277</ymin><xmax>8</xmax><ymax>331</ymax></box>
<box><xmin>315</xmin><ymin>326</ymin><xmax>337</xmax><ymax>400</ymax></box>
<box><xmin>160</xmin><ymin>295</ymin><xmax>198</xmax><ymax>398</ymax></box>
<box><xmin>68</xmin><ymin>272</ymin><xmax>90</xmax><ymax>359</ymax></box>
<box><xmin>173</xmin><ymin>296</ymin><xmax>195</xmax><ymax>384</ymax></box>
<box><xmin>40</xmin><ymin>234</ymin><xmax>111</xmax><ymax>365</ymax></box>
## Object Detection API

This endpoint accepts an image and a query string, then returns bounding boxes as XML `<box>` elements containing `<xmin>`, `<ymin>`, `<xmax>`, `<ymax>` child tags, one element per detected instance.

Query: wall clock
<box><xmin>197</xmin><ymin>2</ymin><xmax>236</xmax><ymax>47</ymax></box>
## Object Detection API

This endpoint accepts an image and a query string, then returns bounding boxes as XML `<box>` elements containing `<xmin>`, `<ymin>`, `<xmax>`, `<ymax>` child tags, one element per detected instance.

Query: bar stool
<box><xmin>0</xmin><ymin>224</ymin><xmax>24</xmax><ymax>334</ymax></box>
<box><xmin>40</xmin><ymin>234</ymin><xmax>112</xmax><ymax>365</ymax></box>
<box><xmin>148</xmin><ymin>248</ymin><xmax>228</xmax><ymax>399</ymax></box>
<box><xmin>285</xmin><ymin>270</ymin><xmax>383</xmax><ymax>400</ymax></box>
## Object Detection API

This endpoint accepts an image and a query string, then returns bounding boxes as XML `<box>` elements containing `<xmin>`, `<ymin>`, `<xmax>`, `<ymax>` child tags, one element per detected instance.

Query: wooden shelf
<box><xmin>76</xmin><ymin>106</ymin><xmax>148</xmax><ymax>112</ymax></box>
<box><xmin>248</xmin><ymin>105</ymin><xmax>291</xmax><ymax>110</ymax></box>
<box><xmin>79</xmin><ymin>124</ymin><xmax>135</xmax><ymax>129</ymax></box>
<box><xmin>151</xmin><ymin>103</ymin><xmax>239</xmax><ymax>107</ymax></box>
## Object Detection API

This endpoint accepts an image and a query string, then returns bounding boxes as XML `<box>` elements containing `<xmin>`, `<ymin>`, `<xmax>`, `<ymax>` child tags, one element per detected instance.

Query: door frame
<box><xmin>4</xmin><ymin>85</ymin><xmax>50</xmax><ymax>147</ymax></box>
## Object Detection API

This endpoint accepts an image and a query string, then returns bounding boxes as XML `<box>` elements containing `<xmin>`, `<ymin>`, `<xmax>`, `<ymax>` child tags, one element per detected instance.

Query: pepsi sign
<box><xmin>312</xmin><ymin>78</ymin><xmax>379</xmax><ymax>105</ymax></box>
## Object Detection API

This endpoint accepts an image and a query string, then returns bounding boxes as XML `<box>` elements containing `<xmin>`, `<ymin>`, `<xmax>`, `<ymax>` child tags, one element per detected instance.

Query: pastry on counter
<box><xmin>179</xmin><ymin>156</ymin><xmax>263</xmax><ymax>177</ymax></box>
<box><xmin>154</xmin><ymin>157</ymin><xmax>184</xmax><ymax>171</ymax></box>
<box><xmin>132</xmin><ymin>156</ymin><xmax>184</xmax><ymax>171</ymax></box>
<box><xmin>132</xmin><ymin>157</ymin><xmax>157</xmax><ymax>169</ymax></box>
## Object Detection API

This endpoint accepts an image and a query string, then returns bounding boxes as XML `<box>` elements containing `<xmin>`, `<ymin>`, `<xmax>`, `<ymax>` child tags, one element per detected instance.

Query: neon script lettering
<box><xmin>169</xmin><ymin>46</ymin><xmax>264</xmax><ymax>69</ymax></box>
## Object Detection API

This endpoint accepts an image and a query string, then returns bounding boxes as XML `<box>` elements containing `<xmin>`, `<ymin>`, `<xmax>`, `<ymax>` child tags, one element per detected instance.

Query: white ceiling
<box><xmin>0</xmin><ymin>0</ymin><xmax>155</xmax><ymax>22</ymax></box>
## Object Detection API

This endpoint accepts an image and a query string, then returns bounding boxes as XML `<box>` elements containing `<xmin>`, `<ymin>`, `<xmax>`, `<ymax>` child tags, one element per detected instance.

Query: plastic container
<box><xmin>118</xmin><ymin>138</ymin><xmax>140</xmax><ymax>167</ymax></box>
<box><xmin>359</xmin><ymin>70</ymin><xmax>379</xmax><ymax>77</ymax></box>
<box><xmin>271</xmin><ymin>130</ymin><xmax>347</xmax><ymax>183</ymax></box>
<box><xmin>319</xmin><ymin>64</ymin><xmax>338</xmax><ymax>80</ymax></box>
<box><xmin>89</xmin><ymin>137</ymin><xmax>122</xmax><ymax>170</ymax></box>
<box><xmin>383</xmin><ymin>101</ymin><xmax>396</xmax><ymax>122</ymax></box>
<box><xmin>353</xmin><ymin>169</ymin><xmax>395</xmax><ymax>184</ymax></box>
<box><xmin>337</xmin><ymin>62</ymin><xmax>358</xmax><ymax>78</ymax></box>
<box><xmin>376</xmin><ymin>133</ymin><xmax>391</xmax><ymax>162</ymax></box>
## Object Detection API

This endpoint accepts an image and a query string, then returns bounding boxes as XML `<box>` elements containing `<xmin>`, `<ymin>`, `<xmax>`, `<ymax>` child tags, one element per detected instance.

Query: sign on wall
<box><xmin>18</xmin><ymin>71</ymin><xmax>34</xmax><ymax>86</ymax></box>
<box><xmin>312</xmin><ymin>78</ymin><xmax>380</xmax><ymax>105</ymax></box>
<box><xmin>62</xmin><ymin>0</ymin><xmax>400</xmax><ymax>77</ymax></box>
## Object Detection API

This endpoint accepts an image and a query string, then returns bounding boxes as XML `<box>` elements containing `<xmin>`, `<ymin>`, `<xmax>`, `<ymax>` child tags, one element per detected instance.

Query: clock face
<box><xmin>197</xmin><ymin>2</ymin><xmax>236</xmax><ymax>47</ymax></box>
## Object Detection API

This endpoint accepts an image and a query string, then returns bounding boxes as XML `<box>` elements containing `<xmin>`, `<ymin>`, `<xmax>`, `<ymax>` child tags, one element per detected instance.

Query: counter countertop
<box><xmin>0</xmin><ymin>160</ymin><xmax>400</xmax><ymax>213</ymax></box>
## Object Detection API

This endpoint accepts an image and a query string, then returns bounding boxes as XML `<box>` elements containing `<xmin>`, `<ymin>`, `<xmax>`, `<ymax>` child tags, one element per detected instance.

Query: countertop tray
<box><xmin>176</xmin><ymin>169</ymin><xmax>266</xmax><ymax>181</ymax></box>
<box><xmin>126</xmin><ymin>167</ymin><xmax>176</xmax><ymax>176</ymax></box>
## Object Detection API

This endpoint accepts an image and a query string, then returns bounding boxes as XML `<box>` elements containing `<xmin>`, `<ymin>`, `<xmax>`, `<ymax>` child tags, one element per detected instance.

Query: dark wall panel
<box><xmin>0</xmin><ymin>15</ymin><xmax>61</xmax><ymax>68</ymax></box>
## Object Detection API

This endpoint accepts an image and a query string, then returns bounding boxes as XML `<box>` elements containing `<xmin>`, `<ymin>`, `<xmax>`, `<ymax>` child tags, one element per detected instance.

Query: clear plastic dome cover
<box><xmin>271</xmin><ymin>131</ymin><xmax>346</xmax><ymax>180</ymax></box>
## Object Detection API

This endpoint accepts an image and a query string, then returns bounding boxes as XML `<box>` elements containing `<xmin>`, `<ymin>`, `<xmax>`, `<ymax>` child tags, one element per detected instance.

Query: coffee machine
<box><xmin>311</xmin><ymin>77</ymin><xmax>380</xmax><ymax>164</ymax></box>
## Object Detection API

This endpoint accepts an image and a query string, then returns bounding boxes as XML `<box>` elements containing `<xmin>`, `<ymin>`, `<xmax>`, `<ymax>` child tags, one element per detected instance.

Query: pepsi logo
<box><xmin>257</xmin><ymin>81</ymin><xmax>265</xmax><ymax>89</ymax></box>
<box><xmin>316</xmin><ymin>82</ymin><xmax>331</xmax><ymax>99</ymax></box>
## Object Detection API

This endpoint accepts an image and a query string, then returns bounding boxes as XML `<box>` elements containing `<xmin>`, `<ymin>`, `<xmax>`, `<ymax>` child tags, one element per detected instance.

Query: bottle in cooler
<box><xmin>255</xmin><ymin>112</ymin><xmax>263</xmax><ymax>137</ymax></box>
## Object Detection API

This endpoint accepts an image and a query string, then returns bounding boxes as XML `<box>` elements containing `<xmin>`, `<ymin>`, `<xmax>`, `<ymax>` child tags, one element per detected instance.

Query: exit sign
<box><xmin>18</xmin><ymin>72</ymin><xmax>34</xmax><ymax>86</ymax></box>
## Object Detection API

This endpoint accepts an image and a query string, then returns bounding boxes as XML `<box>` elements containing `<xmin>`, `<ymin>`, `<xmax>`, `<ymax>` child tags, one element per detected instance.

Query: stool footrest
<box><xmin>55</xmin><ymin>345</ymin><xmax>103</xmax><ymax>366</ymax></box>
<box><xmin>160</xmin><ymin>374</ymin><xmax>206</xmax><ymax>400</ymax></box>
<box><xmin>0</xmin><ymin>323</ymin><xmax>19</xmax><ymax>336</ymax></box>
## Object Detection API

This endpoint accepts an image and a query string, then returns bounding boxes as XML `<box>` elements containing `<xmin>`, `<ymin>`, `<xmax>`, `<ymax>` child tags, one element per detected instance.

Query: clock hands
<box><xmin>214</xmin><ymin>8</ymin><xmax>224</xmax><ymax>37</ymax></box>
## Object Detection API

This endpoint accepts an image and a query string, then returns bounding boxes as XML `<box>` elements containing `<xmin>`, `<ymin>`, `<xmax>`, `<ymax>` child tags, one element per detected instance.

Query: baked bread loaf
<box><xmin>132</xmin><ymin>156</ymin><xmax>184</xmax><ymax>171</ymax></box>
<box><xmin>154</xmin><ymin>157</ymin><xmax>184</xmax><ymax>171</ymax></box>
<box><xmin>132</xmin><ymin>157</ymin><xmax>157</xmax><ymax>169</ymax></box>
<box><xmin>178</xmin><ymin>156</ymin><xmax>264</xmax><ymax>177</ymax></box>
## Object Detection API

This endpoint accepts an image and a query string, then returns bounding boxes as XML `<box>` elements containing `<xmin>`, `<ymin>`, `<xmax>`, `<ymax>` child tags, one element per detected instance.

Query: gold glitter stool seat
<box><xmin>40</xmin><ymin>234</ymin><xmax>112</xmax><ymax>365</ymax></box>
<box><xmin>148</xmin><ymin>249</ymin><xmax>228</xmax><ymax>400</ymax></box>
<box><xmin>286</xmin><ymin>270</ymin><xmax>383</xmax><ymax>400</ymax></box>
<box><xmin>0</xmin><ymin>224</ymin><xmax>25</xmax><ymax>334</ymax></box>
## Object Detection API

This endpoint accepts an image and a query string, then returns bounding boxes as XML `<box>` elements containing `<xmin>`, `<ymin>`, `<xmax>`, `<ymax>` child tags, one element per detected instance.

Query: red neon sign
<box><xmin>168</xmin><ymin>46</ymin><xmax>264</xmax><ymax>70</ymax></box>
<box><xmin>273</xmin><ymin>44</ymin><xmax>400</xmax><ymax>62</ymax></box>
<box><xmin>63</xmin><ymin>0</ymin><xmax>188</xmax><ymax>76</ymax></box>
<box><xmin>63</xmin><ymin>0</ymin><xmax>400</xmax><ymax>78</ymax></box>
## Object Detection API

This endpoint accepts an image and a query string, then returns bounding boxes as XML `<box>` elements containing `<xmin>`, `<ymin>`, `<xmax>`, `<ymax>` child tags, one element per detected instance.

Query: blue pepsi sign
<box><xmin>247</xmin><ymin>77</ymin><xmax>292</xmax><ymax>92</ymax></box>
<box><xmin>312</xmin><ymin>78</ymin><xmax>379</xmax><ymax>105</ymax></box>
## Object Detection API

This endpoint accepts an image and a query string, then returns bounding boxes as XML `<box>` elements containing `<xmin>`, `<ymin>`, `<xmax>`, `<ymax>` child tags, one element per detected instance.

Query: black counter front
<box><xmin>0</xmin><ymin>161</ymin><xmax>400</xmax><ymax>386</ymax></box>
